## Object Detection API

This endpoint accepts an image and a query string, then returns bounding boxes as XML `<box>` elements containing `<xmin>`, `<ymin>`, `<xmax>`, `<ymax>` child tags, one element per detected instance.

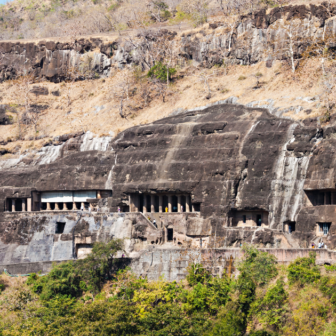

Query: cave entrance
<box><xmin>181</xmin><ymin>195</ymin><xmax>186</xmax><ymax>212</ymax></box>
<box><xmin>163</xmin><ymin>195</ymin><xmax>168</xmax><ymax>212</ymax></box>
<box><xmin>172</xmin><ymin>196</ymin><xmax>178</xmax><ymax>212</ymax></box>
<box><xmin>257</xmin><ymin>214</ymin><xmax>262</xmax><ymax>227</ymax></box>
<box><xmin>318</xmin><ymin>222</ymin><xmax>331</xmax><ymax>236</ymax></box>
<box><xmin>284</xmin><ymin>221</ymin><xmax>296</xmax><ymax>234</ymax></box>
<box><xmin>55</xmin><ymin>222</ymin><xmax>66</xmax><ymax>234</ymax></box>
<box><xmin>14</xmin><ymin>199</ymin><xmax>22</xmax><ymax>212</ymax></box>
<box><xmin>167</xmin><ymin>228</ymin><xmax>174</xmax><ymax>241</ymax></box>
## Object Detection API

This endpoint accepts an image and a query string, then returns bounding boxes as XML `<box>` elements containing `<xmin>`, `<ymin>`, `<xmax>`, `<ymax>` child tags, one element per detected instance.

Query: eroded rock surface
<box><xmin>0</xmin><ymin>102</ymin><xmax>335</xmax><ymax>265</ymax></box>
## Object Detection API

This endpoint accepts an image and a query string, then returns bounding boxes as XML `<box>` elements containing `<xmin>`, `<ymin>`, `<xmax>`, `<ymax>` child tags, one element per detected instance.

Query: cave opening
<box><xmin>167</xmin><ymin>228</ymin><xmax>174</xmax><ymax>241</ymax></box>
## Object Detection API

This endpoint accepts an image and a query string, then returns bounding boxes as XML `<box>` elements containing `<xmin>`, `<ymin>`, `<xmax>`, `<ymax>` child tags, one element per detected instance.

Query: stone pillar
<box><xmin>168</xmin><ymin>195</ymin><xmax>172</xmax><ymax>213</ymax></box>
<box><xmin>47</xmin><ymin>202</ymin><xmax>51</xmax><ymax>211</ymax></box>
<box><xmin>185</xmin><ymin>195</ymin><xmax>190</xmax><ymax>213</ymax></box>
<box><xmin>129</xmin><ymin>195</ymin><xmax>133</xmax><ymax>212</ymax></box>
<box><xmin>55</xmin><ymin>203</ymin><xmax>59</xmax><ymax>210</ymax></box>
<box><xmin>159</xmin><ymin>195</ymin><xmax>163</xmax><ymax>213</ymax></box>
<box><xmin>97</xmin><ymin>191</ymin><xmax>102</xmax><ymax>199</ymax></box>
<box><xmin>22</xmin><ymin>199</ymin><xmax>26</xmax><ymax>212</ymax></box>
<box><xmin>73</xmin><ymin>202</ymin><xmax>77</xmax><ymax>210</ymax></box>
<box><xmin>63</xmin><ymin>202</ymin><xmax>68</xmax><ymax>211</ymax></box>
<box><xmin>11</xmin><ymin>199</ymin><xmax>15</xmax><ymax>212</ymax></box>
<box><xmin>27</xmin><ymin>198</ymin><xmax>32</xmax><ymax>212</ymax></box>
<box><xmin>81</xmin><ymin>202</ymin><xmax>85</xmax><ymax>210</ymax></box>
<box><xmin>143</xmin><ymin>195</ymin><xmax>147</xmax><ymax>213</ymax></box>
<box><xmin>151</xmin><ymin>195</ymin><xmax>155</xmax><ymax>213</ymax></box>
<box><xmin>192</xmin><ymin>204</ymin><xmax>195</xmax><ymax>212</ymax></box>
<box><xmin>177</xmin><ymin>195</ymin><xmax>182</xmax><ymax>212</ymax></box>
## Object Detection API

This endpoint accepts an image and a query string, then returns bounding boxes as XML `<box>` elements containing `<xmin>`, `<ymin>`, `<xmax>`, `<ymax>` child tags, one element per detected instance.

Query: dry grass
<box><xmin>0</xmin><ymin>56</ymin><xmax>329</xmax><ymax>153</ymax></box>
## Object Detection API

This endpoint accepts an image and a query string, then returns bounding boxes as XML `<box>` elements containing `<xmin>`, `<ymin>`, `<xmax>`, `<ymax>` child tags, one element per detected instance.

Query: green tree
<box><xmin>287</xmin><ymin>252</ymin><xmax>320</xmax><ymax>286</ymax></box>
<box><xmin>238</xmin><ymin>245</ymin><xmax>278</xmax><ymax>286</ymax></box>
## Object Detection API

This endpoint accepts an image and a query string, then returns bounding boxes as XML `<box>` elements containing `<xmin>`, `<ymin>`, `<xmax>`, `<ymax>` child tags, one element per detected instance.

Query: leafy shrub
<box><xmin>324</xmin><ymin>264</ymin><xmax>336</xmax><ymax>273</ymax></box>
<box><xmin>238</xmin><ymin>75</ymin><xmax>247</xmax><ymax>80</ymax></box>
<box><xmin>287</xmin><ymin>252</ymin><xmax>320</xmax><ymax>286</ymax></box>
<box><xmin>186</xmin><ymin>263</ymin><xmax>211</xmax><ymax>286</ymax></box>
<box><xmin>319</xmin><ymin>276</ymin><xmax>336</xmax><ymax>305</ymax></box>
<box><xmin>252</xmin><ymin>278</ymin><xmax>288</xmax><ymax>331</ymax></box>
<box><xmin>28</xmin><ymin>239</ymin><xmax>124</xmax><ymax>299</ymax></box>
<box><xmin>238</xmin><ymin>245</ymin><xmax>278</xmax><ymax>286</ymax></box>
<box><xmin>183</xmin><ymin>275</ymin><xmax>231</xmax><ymax>315</ymax></box>
<box><xmin>27</xmin><ymin>263</ymin><xmax>84</xmax><ymax>300</ymax></box>
<box><xmin>282</xmin><ymin>286</ymin><xmax>330</xmax><ymax>336</ymax></box>
<box><xmin>147</xmin><ymin>62</ymin><xmax>177</xmax><ymax>82</ymax></box>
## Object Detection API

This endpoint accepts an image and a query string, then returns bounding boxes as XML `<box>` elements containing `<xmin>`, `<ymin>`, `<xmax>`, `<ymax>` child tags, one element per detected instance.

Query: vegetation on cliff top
<box><xmin>0</xmin><ymin>243</ymin><xmax>335</xmax><ymax>335</ymax></box>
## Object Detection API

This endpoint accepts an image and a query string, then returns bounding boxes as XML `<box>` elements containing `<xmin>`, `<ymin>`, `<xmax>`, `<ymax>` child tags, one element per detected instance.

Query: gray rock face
<box><xmin>1</xmin><ymin>4</ymin><xmax>336</xmax><ymax>81</ymax></box>
<box><xmin>0</xmin><ymin>102</ymin><xmax>336</xmax><ymax>266</ymax></box>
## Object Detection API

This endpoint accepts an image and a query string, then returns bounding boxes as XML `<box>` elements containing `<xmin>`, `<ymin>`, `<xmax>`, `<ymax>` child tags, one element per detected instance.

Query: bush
<box><xmin>287</xmin><ymin>252</ymin><xmax>320</xmax><ymax>286</ymax></box>
<box><xmin>252</xmin><ymin>278</ymin><xmax>288</xmax><ymax>331</ymax></box>
<box><xmin>319</xmin><ymin>276</ymin><xmax>336</xmax><ymax>305</ymax></box>
<box><xmin>27</xmin><ymin>263</ymin><xmax>84</xmax><ymax>300</ymax></box>
<box><xmin>238</xmin><ymin>76</ymin><xmax>247</xmax><ymax>80</ymax></box>
<box><xmin>186</xmin><ymin>263</ymin><xmax>211</xmax><ymax>286</ymax></box>
<box><xmin>147</xmin><ymin>62</ymin><xmax>177</xmax><ymax>82</ymax></box>
<box><xmin>238</xmin><ymin>245</ymin><xmax>278</xmax><ymax>286</ymax></box>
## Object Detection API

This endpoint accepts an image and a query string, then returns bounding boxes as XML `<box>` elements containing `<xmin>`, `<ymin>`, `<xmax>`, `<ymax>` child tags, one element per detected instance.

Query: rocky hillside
<box><xmin>0</xmin><ymin>2</ymin><xmax>336</xmax><ymax>161</ymax></box>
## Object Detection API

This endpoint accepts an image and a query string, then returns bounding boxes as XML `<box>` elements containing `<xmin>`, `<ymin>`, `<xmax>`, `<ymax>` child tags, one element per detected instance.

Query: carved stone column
<box><xmin>168</xmin><ymin>195</ymin><xmax>172</xmax><ymax>213</ymax></box>
<box><xmin>27</xmin><ymin>198</ymin><xmax>32</xmax><ymax>212</ymax></box>
<box><xmin>22</xmin><ymin>199</ymin><xmax>26</xmax><ymax>212</ymax></box>
<box><xmin>47</xmin><ymin>203</ymin><xmax>51</xmax><ymax>211</ymax></box>
<box><xmin>63</xmin><ymin>202</ymin><xmax>68</xmax><ymax>211</ymax></box>
<box><xmin>185</xmin><ymin>195</ymin><xmax>190</xmax><ymax>213</ymax></box>
<box><xmin>177</xmin><ymin>195</ymin><xmax>182</xmax><ymax>212</ymax></box>
<box><xmin>11</xmin><ymin>199</ymin><xmax>15</xmax><ymax>212</ymax></box>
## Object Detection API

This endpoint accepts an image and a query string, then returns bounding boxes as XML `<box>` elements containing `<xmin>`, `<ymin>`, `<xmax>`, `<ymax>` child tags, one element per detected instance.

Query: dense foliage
<box><xmin>1</xmin><ymin>245</ymin><xmax>336</xmax><ymax>335</ymax></box>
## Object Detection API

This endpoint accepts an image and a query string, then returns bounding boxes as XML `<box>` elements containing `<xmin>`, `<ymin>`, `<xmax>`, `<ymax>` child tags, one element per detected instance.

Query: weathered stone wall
<box><xmin>1</xmin><ymin>248</ymin><xmax>335</xmax><ymax>279</ymax></box>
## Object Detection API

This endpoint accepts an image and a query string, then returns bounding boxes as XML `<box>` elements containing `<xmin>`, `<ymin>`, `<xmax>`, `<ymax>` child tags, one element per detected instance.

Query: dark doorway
<box><xmin>288</xmin><ymin>221</ymin><xmax>296</xmax><ymax>233</ymax></box>
<box><xmin>55</xmin><ymin>222</ymin><xmax>66</xmax><ymax>234</ymax></box>
<box><xmin>243</xmin><ymin>215</ymin><xmax>246</xmax><ymax>224</ymax></box>
<box><xmin>154</xmin><ymin>195</ymin><xmax>159</xmax><ymax>212</ymax></box>
<box><xmin>318</xmin><ymin>222</ymin><xmax>331</xmax><ymax>236</ymax></box>
<box><xmin>193</xmin><ymin>203</ymin><xmax>201</xmax><ymax>212</ymax></box>
<box><xmin>50</xmin><ymin>202</ymin><xmax>55</xmax><ymax>210</ymax></box>
<box><xmin>257</xmin><ymin>214</ymin><xmax>262</xmax><ymax>226</ymax></box>
<box><xmin>317</xmin><ymin>192</ymin><xmax>324</xmax><ymax>205</ymax></box>
<box><xmin>163</xmin><ymin>195</ymin><xmax>168</xmax><ymax>212</ymax></box>
<box><xmin>172</xmin><ymin>196</ymin><xmax>178</xmax><ymax>212</ymax></box>
<box><xmin>122</xmin><ymin>205</ymin><xmax>129</xmax><ymax>212</ymax></box>
<box><xmin>326</xmin><ymin>192</ymin><xmax>331</xmax><ymax>205</ymax></box>
<box><xmin>167</xmin><ymin>228</ymin><xmax>174</xmax><ymax>241</ymax></box>
<box><xmin>139</xmin><ymin>194</ymin><xmax>144</xmax><ymax>212</ymax></box>
<box><xmin>66</xmin><ymin>202</ymin><xmax>73</xmax><ymax>210</ymax></box>
<box><xmin>181</xmin><ymin>195</ymin><xmax>186</xmax><ymax>212</ymax></box>
<box><xmin>146</xmin><ymin>195</ymin><xmax>151</xmax><ymax>212</ymax></box>
<box><xmin>75</xmin><ymin>202</ymin><xmax>81</xmax><ymax>210</ymax></box>
<box><xmin>41</xmin><ymin>203</ymin><xmax>47</xmax><ymax>210</ymax></box>
<box><xmin>15</xmin><ymin>199</ymin><xmax>22</xmax><ymax>212</ymax></box>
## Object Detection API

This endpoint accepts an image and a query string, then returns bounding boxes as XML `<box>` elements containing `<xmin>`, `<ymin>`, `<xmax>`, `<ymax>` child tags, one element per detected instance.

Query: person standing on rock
<box><xmin>81</xmin><ymin>204</ymin><xmax>84</xmax><ymax>212</ymax></box>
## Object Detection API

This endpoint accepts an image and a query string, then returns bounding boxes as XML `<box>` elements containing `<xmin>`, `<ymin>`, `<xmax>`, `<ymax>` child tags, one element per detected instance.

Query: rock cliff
<box><xmin>2</xmin><ymin>4</ymin><xmax>336</xmax><ymax>81</ymax></box>
<box><xmin>0</xmin><ymin>101</ymin><xmax>335</xmax><ymax>265</ymax></box>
